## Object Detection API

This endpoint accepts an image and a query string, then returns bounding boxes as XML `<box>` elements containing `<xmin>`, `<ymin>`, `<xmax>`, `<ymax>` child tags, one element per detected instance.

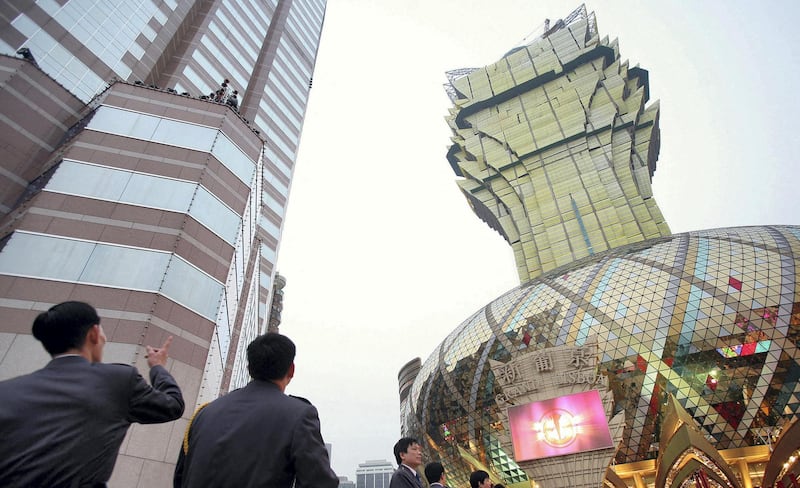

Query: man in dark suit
<box><xmin>390</xmin><ymin>437</ymin><xmax>424</xmax><ymax>488</ymax></box>
<box><xmin>0</xmin><ymin>301</ymin><xmax>185</xmax><ymax>487</ymax></box>
<box><xmin>425</xmin><ymin>461</ymin><xmax>448</xmax><ymax>487</ymax></box>
<box><xmin>174</xmin><ymin>332</ymin><xmax>338</xmax><ymax>488</ymax></box>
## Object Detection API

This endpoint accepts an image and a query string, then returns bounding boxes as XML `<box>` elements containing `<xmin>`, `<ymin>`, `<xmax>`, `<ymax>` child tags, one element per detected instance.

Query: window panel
<box><xmin>79</xmin><ymin>244</ymin><xmax>169</xmax><ymax>290</ymax></box>
<box><xmin>262</xmin><ymin>191</ymin><xmax>285</xmax><ymax>217</ymax></box>
<box><xmin>0</xmin><ymin>232</ymin><xmax>225</xmax><ymax>322</ymax></box>
<box><xmin>152</xmin><ymin>117</ymin><xmax>216</xmax><ymax>151</ymax></box>
<box><xmin>190</xmin><ymin>188</ymin><xmax>241</xmax><ymax>244</ymax></box>
<box><xmin>0</xmin><ymin>232</ymin><xmax>94</xmax><ymax>280</ymax></box>
<box><xmin>211</xmin><ymin>134</ymin><xmax>257</xmax><ymax>185</ymax></box>
<box><xmin>260</xmin><ymin>243</ymin><xmax>276</xmax><ymax>264</ymax></box>
<box><xmin>258</xmin><ymin>215</ymin><xmax>280</xmax><ymax>239</ymax></box>
<box><xmin>88</xmin><ymin>107</ymin><xmax>255</xmax><ymax>185</ymax></box>
<box><xmin>162</xmin><ymin>256</ymin><xmax>224</xmax><ymax>320</ymax></box>
<box><xmin>48</xmin><ymin>160</ymin><xmax>130</xmax><ymax>201</ymax></box>
<box><xmin>121</xmin><ymin>172</ymin><xmax>194</xmax><ymax>210</ymax></box>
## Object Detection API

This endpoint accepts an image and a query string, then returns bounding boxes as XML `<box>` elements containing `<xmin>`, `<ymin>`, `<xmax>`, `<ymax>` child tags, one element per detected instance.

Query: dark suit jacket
<box><xmin>0</xmin><ymin>355</ymin><xmax>184</xmax><ymax>487</ymax></box>
<box><xmin>174</xmin><ymin>380</ymin><xmax>338</xmax><ymax>488</ymax></box>
<box><xmin>389</xmin><ymin>464</ymin><xmax>423</xmax><ymax>488</ymax></box>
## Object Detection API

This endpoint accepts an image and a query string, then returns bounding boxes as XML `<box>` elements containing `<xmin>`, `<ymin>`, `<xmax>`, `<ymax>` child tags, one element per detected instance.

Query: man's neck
<box><xmin>53</xmin><ymin>349</ymin><xmax>92</xmax><ymax>361</ymax></box>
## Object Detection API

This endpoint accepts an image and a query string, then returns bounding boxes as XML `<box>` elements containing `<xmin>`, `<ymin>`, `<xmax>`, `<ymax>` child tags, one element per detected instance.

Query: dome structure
<box><xmin>401</xmin><ymin>225</ymin><xmax>800</xmax><ymax>486</ymax></box>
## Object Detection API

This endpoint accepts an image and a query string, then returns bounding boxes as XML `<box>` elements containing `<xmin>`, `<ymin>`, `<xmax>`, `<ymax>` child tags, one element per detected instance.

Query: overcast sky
<box><xmin>276</xmin><ymin>0</ymin><xmax>800</xmax><ymax>481</ymax></box>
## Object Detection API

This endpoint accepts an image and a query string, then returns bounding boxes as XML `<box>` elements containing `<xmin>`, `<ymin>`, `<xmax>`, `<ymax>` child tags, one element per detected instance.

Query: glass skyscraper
<box><xmin>401</xmin><ymin>5</ymin><xmax>800</xmax><ymax>487</ymax></box>
<box><xmin>0</xmin><ymin>1</ymin><xmax>325</xmax><ymax>485</ymax></box>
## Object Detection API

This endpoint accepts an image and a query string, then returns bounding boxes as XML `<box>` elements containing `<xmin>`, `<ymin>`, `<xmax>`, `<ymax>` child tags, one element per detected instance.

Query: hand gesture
<box><xmin>145</xmin><ymin>336</ymin><xmax>173</xmax><ymax>368</ymax></box>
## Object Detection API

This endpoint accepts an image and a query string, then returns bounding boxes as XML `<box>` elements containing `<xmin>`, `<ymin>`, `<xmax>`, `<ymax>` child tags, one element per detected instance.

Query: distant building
<box><xmin>356</xmin><ymin>459</ymin><xmax>394</xmax><ymax>488</ymax></box>
<box><xmin>338</xmin><ymin>476</ymin><xmax>356</xmax><ymax>488</ymax></box>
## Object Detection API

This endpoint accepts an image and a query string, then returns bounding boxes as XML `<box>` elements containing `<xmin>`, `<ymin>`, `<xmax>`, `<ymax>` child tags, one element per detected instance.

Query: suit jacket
<box><xmin>389</xmin><ymin>464</ymin><xmax>423</xmax><ymax>488</ymax></box>
<box><xmin>0</xmin><ymin>355</ymin><xmax>184</xmax><ymax>487</ymax></box>
<box><xmin>174</xmin><ymin>380</ymin><xmax>338</xmax><ymax>488</ymax></box>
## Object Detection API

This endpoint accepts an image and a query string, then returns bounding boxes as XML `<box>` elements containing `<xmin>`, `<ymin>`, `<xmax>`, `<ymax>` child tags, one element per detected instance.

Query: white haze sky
<box><xmin>277</xmin><ymin>0</ymin><xmax>800</xmax><ymax>481</ymax></box>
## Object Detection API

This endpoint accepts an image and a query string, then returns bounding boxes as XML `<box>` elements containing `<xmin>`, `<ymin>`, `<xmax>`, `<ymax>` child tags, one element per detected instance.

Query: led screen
<box><xmin>508</xmin><ymin>389</ymin><xmax>613</xmax><ymax>461</ymax></box>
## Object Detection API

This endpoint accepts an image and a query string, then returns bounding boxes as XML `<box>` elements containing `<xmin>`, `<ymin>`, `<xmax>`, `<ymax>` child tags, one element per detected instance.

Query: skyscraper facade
<box><xmin>444</xmin><ymin>6</ymin><xmax>668</xmax><ymax>284</ymax></box>
<box><xmin>400</xmin><ymin>6</ymin><xmax>800</xmax><ymax>487</ymax></box>
<box><xmin>0</xmin><ymin>1</ymin><xmax>326</xmax><ymax>486</ymax></box>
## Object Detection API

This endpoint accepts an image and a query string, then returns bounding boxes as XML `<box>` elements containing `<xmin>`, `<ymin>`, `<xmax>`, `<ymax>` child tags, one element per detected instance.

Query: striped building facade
<box><xmin>0</xmin><ymin>1</ymin><xmax>326</xmax><ymax>485</ymax></box>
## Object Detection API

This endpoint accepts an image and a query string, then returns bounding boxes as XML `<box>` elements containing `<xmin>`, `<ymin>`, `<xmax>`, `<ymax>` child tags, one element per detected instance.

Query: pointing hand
<box><xmin>145</xmin><ymin>336</ymin><xmax>173</xmax><ymax>368</ymax></box>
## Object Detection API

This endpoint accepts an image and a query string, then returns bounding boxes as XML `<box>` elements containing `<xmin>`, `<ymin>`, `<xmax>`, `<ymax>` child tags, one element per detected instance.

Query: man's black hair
<box><xmin>424</xmin><ymin>461</ymin><xmax>444</xmax><ymax>484</ymax></box>
<box><xmin>470</xmin><ymin>470</ymin><xmax>490</xmax><ymax>488</ymax></box>
<box><xmin>247</xmin><ymin>333</ymin><xmax>295</xmax><ymax>381</ymax></box>
<box><xmin>393</xmin><ymin>437</ymin><xmax>419</xmax><ymax>465</ymax></box>
<box><xmin>31</xmin><ymin>301</ymin><xmax>100</xmax><ymax>355</ymax></box>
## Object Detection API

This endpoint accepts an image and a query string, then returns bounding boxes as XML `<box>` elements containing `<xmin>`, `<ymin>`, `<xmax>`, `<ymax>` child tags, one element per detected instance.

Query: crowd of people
<box><xmin>0</xmin><ymin>300</ymin><xmax>511</xmax><ymax>487</ymax></box>
<box><xmin>389</xmin><ymin>437</ymin><xmax>505</xmax><ymax>488</ymax></box>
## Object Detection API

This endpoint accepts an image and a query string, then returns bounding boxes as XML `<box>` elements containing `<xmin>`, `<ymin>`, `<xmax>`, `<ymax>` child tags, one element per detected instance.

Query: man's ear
<box><xmin>86</xmin><ymin>324</ymin><xmax>100</xmax><ymax>345</ymax></box>
<box><xmin>287</xmin><ymin>362</ymin><xmax>295</xmax><ymax>379</ymax></box>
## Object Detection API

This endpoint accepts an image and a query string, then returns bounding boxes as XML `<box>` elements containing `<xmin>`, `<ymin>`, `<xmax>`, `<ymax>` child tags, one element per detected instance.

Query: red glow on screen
<box><xmin>508</xmin><ymin>390</ymin><xmax>613</xmax><ymax>461</ymax></box>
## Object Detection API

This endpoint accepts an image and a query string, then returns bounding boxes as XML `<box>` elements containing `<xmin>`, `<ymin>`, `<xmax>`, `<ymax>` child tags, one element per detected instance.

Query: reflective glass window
<box><xmin>260</xmin><ymin>243</ymin><xmax>276</xmax><ymax>264</ymax></box>
<box><xmin>48</xmin><ymin>160</ymin><xmax>196</xmax><ymax>210</ymax></box>
<box><xmin>153</xmin><ymin>117</ymin><xmax>216</xmax><ymax>151</ymax></box>
<box><xmin>47</xmin><ymin>160</ymin><xmax>241</xmax><ymax>243</ymax></box>
<box><xmin>182</xmin><ymin>65</ymin><xmax>208</xmax><ymax>94</ymax></box>
<box><xmin>47</xmin><ymin>160</ymin><xmax>130</xmax><ymax>201</ymax></box>
<box><xmin>262</xmin><ymin>191</ymin><xmax>285</xmax><ymax>217</ymax></box>
<box><xmin>78</xmin><ymin>243</ymin><xmax>170</xmax><ymax>290</ymax></box>
<box><xmin>191</xmin><ymin>49</ymin><xmax>226</xmax><ymax>89</ymax></box>
<box><xmin>264</xmin><ymin>170</ymin><xmax>289</xmax><ymax>197</ymax></box>
<box><xmin>263</xmin><ymin>143</ymin><xmax>293</xmax><ymax>176</ymax></box>
<box><xmin>259</xmin><ymin>215</ymin><xmax>280</xmax><ymax>239</ymax></box>
<box><xmin>216</xmin><ymin>9</ymin><xmax>257</xmax><ymax>57</ymax></box>
<box><xmin>200</xmin><ymin>37</ymin><xmax>247</xmax><ymax>90</ymax></box>
<box><xmin>259</xmin><ymin>270</ymin><xmax>272</xmax><ymax>290</ymax></box>
<box><xmin>265</xmin><ymin>85</ymin><xmax>302</xmax><ymax>128</ymax></box>
<box><xmin>13</xmin><ymin>14</ymin><xmax>105</xmax><ymax>101</ymax></box>
<box><xmin>87</xmin><ymin>107</ymin><xmax>258</xmax><ymax>186</ymax></box>
<box><xmin>121</xmin><ymin>172</ymin><xmax>195</xmax><ymax>210</ymax></box>
<box><xmin>0</xmin><ymin>232</ymin><xmax>95</xmax><ymax>280</ymax></box>
<box><xmin>162</xmin><ymin>257</ymin><xmax>224</xmax><ymax>320</ymax></box>
<box><xmin>211</xmin><ymin>134</ymin><xmax>257</xmax><ymax>185</ymax></box>
<box><xmin>268</xmin><ymin>132</ymin><xmax>297</xmax><ymax>162</ymax></box>
<box><xmin>190</xmin><ymin>188</ymin><xmax>241</xmax><ymax>244</ymax></box>
<box><xmin>87</xmin><ymin>107</ymin><xmax>152</xmax><ymax>141</ymax></box>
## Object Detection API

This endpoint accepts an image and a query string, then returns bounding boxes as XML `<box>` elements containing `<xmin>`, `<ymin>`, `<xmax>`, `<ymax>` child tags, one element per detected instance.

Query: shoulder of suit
<box><xmin>98</xmin><ymin>362</ymin><xmax>157</xmax><ymax>380</ymax></box>
<box><xmin>93</xmin><ymin>362</ymin><xmax>137</xmax><ymax>373</ymax></box>
<box><xmin>289</xmin><ymin>394</ymin><xmax>312</xmax><ymax>405</ymax></box>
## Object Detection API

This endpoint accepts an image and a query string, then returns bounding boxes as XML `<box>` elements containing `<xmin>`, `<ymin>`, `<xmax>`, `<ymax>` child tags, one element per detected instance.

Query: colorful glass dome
<box><xmin>402</xmin><ymin>225</ymin><xmax>800</xmax><ymax>486</ymax></box>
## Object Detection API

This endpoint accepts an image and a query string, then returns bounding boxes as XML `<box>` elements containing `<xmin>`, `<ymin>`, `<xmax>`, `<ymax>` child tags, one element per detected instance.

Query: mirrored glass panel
<box><xmin>162</xmin><ymin>256</ymin><xmax>224</xmax><ymax>321</ymax></box>
<box><xmin>0</xmin><ymin>232</ymin><xmax>95</xmax><ymax>280</ymax></box>
<box><xmin>190</xmin><ymin>188</ymin><xmax>241</xmax><ymax>244</ymax></box>
<box><xmin>79</xmin><ymin>243</ymin><xmax>170</xmax><ymax>290</ymax></box>
<box><xmin>211</xmin><ymin>134</ymin><xmax>257</xmax><ymax>185</ymax></box>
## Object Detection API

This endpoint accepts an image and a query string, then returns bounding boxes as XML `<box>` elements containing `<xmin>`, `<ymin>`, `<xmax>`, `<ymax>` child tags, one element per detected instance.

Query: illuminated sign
<box><xmin>508</xmin><ymin>390</ymin><xmax>613</xmax><ymax>461</ymax></box>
